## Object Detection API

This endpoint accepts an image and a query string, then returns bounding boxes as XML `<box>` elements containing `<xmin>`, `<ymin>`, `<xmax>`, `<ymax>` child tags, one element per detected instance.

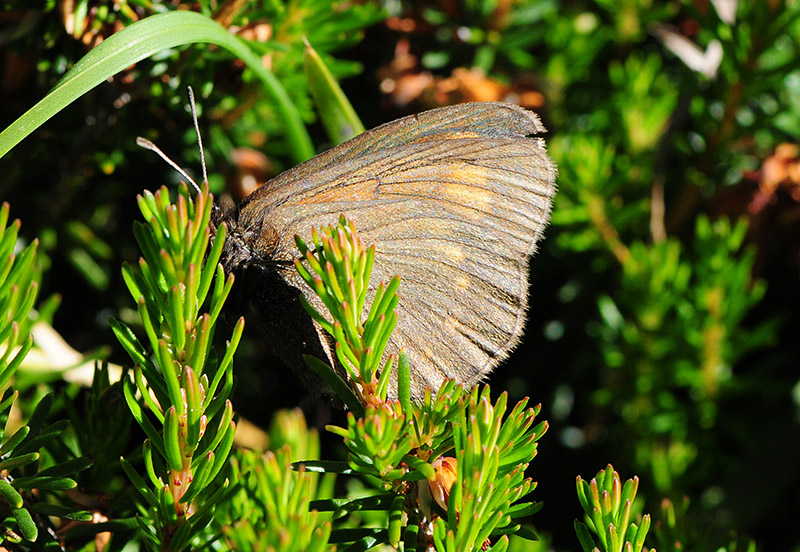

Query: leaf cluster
<box><xmin>0</xmin><ymin>205</ymin><xmax>92</xmax><ymax>548</ymax></box>
<box><xmin>111</xmin><ymin>184</ymin><xmax>242</xmax><ymax>550</ymax></box>
<box><xmin>575</xmin><ymin>465</ymin><xmax>650</xmax><ymax>552</ymax></box>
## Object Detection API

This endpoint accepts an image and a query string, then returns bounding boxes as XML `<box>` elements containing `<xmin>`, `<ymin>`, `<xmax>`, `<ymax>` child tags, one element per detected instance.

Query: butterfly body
<box><xmin>218</xmin><ymin>102</ymin><xmax>557</xmax><ymax>399</ymax></box>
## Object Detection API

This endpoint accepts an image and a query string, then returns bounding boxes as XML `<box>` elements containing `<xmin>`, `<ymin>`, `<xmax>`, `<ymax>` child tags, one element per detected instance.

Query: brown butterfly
<box><xmin>216</xmin><ymin>102</ymin><xmax>557</xmax><ymax>400</ymax></box>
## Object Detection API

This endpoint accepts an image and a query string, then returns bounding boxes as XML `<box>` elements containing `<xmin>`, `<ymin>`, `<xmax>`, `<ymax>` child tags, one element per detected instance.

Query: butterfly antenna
<box><xmin>135</xmin><ymin>136</ymin><xmax>202</xmax><ymax>194</ymax></box>
<box><xmin>187</xmin><ymin>86</ymin><xmax>209</xmax><ymax>187</ymax></box>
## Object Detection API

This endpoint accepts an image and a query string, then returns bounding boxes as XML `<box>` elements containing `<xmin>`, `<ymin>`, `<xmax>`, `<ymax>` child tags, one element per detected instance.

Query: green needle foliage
<box><xmin>0</xmin><ymin>203</ymin><xmax>38</xmax><ymax>392</ymax></box>
<box><xmin>432</xmin><ymin>388</ymin><xmax>545</xmax><ymax>552</ymax></box>
<box><xmin>112</xmin><ymin>183</ymin><xmax>242</xmax><ymax>551</ymax></box>
<box><xmin>0</xmin><ymin>204</ymin><xmax>92</xmax><ymax>548</ymax></box>
<box><xmin>220</xmin><ymin>409</ymin><xmax>334</xmax><ymax>551</ymax></box>
<box><xmin>223</xmin><ymin>446</ymin><xmax>332</xmax><ymax>552</ymax></box>
<box><xmin>575</xmin><ymin>465</ymin><xmax>652</xmax><ymax>552</ymax></box>
<box><xmin>294</xmin><ymin>216</ymin><xmax>400</xmax><ymax>408</ymax></box>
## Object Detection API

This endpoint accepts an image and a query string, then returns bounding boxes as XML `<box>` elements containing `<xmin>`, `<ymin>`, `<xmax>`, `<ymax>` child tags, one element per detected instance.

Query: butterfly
<box><xmin>216</xmin><ymin>102</ymin><xmax>557</xmax><ymax>400</ymax></box>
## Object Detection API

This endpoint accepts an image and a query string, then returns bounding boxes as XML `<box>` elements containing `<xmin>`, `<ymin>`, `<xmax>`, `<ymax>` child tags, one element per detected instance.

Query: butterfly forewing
<box><xmin>234</xmin><ymin>102</ymin><xmax>556</xmax><ymax>398</ymax></box>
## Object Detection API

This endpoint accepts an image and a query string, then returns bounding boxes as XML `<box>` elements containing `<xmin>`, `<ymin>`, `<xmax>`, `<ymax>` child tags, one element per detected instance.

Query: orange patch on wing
<box><xmin>301</xmin><ymin>178</ymin><xmax>379</xmax><ymax>204</ymax></box>
<box><xmin>417</xmin><ymin>131</ymin><xmax>483</xmax><ymax>141</ymax></box>
<box><xmin>439</xmin><ymin>180</ymin><xmax>495</xmax><ymax>211</ymax></box>
<box><xmin>444</xmin><ymin>244</ymin><xmax>467</xmax><ymax>263</ymax></box>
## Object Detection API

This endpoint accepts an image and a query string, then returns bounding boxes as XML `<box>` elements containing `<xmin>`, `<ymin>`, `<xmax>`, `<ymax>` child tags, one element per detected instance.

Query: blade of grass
<box><xmin>0</xmin><ymin>11</ymin><xmax>313</xmax><ymax>162</ymax></box>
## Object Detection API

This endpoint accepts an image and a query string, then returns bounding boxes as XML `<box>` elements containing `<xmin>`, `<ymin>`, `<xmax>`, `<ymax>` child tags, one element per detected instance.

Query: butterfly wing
<box><xmin>238</xmin><ymin>102</ymin><xmax>556</xmax><ymax>398</ymax></box>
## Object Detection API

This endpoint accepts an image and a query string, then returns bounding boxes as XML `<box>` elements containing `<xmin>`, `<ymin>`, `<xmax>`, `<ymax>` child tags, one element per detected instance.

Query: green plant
<box><xmin>0</xmin><ymin>203</ymin><xmax>93</xmax><ymax>547</ymax></box>
<box><xmin>575</xmin><ymin>465</ymin><xmax>652</xmax><ymax>552</ymax></box>
<box><xmin>109</xmin><ymin>183</ymin><xmax>241</xmax><ymax>550</ymax></box>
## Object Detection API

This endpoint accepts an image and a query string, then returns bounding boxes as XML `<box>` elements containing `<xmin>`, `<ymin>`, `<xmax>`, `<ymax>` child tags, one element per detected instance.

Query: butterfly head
<box><xmin>214</xmin><ymin>197</ymin><xmax>281</xmax><ymax>274</ymax></box>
